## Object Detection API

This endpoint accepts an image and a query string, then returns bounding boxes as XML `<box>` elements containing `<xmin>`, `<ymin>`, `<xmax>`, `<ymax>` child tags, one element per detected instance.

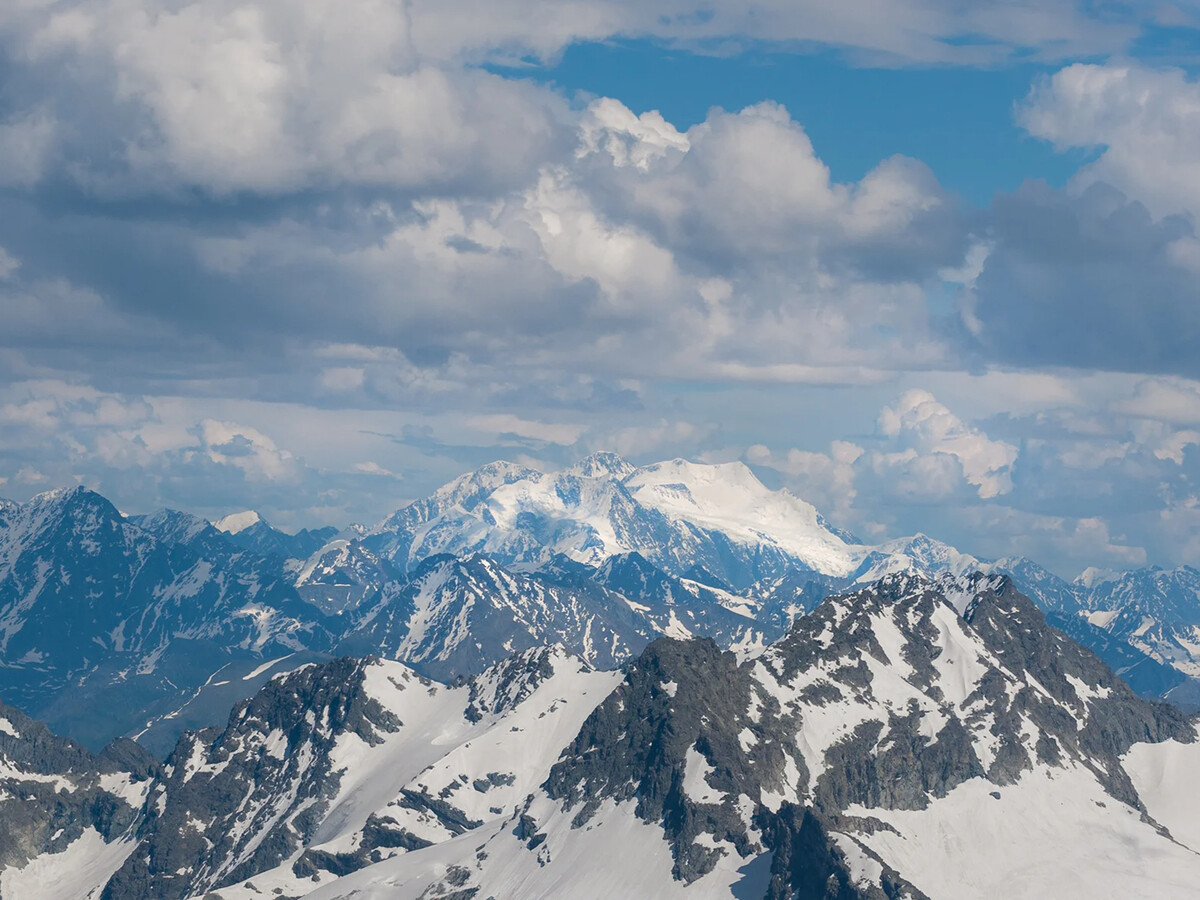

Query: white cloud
<box><xmin>1</xmin><ymin>0</ymin><xmax>1142</xmax><ymax>201</ymax></box>
<box><xmin>192</xmin><ymin>419</ymin><xmax>299</xmax><ymax>481</ymax></box>
<box><xmin>0</xmin><ymin>247</ymin><xmax>20</xmax><ymax>280</ymax></box>
<box><xmin>744</xmin><ymin>392</ymin><xmax>1018</xmax><ymax>544</ymax></box>
<box><xmin>748</xmin><ymin>440</ymin><xmax>862</xmax><ymax>522</ymax></box>
<box><xmin>1</xmin><ymin>0</ymin><xmax>1198</xmax><ymax>575</ymax></box>
<box><xmin>1112</xmin><ymin>377</ymin><xmax>1200</xmax><ymax>425</ymax></box>
<box><xmin>593</xmin><ymin>420</ymin><xmax>708</xmax><ymax>459</ymax></box>
<box><xmin>960</xmin><ymin>506</ymin><xmax>1148</xmax><ymax>572</ymax></box>
<box><xmin>353</xmin><ymin>460</ymin><xmax>401</xmax><ymax>478</ymax></box>
<box><xmin>1153</xmin><ymin>429</ymin><xmax>1200</xmax><ymax>465</ymax></box>
<box><xmin>578</xmin><ymin>99</ymin><xmax>689</xmax><ymax>171</ymax></box>
<box><xmin>1019</xmin><ymin>63</ymin><xmax>1200</xmax><ymax>218</ymax></box>
<box><xmin>877</xmin><ymin>389</ymin><xmax>1019</xmax><ymax>499</ymax></box>
<box><xmin>14</xmin><ymin>0</ymin><xmax>570</xmax><ymax>196</ymax></box>
<box><xmin>523</xmin><ymin>165</ymin><xmax>682</xmax><ymax>308</ymax></box>
<box><xmin>465</xmin><ymin>413</ymin><xmax>587</xmax><ymax>445</ymax></box>
<box><xmin>156</xmin><ymin>95</ymin><xmax>962</xmax><ymax>387</ymax></box>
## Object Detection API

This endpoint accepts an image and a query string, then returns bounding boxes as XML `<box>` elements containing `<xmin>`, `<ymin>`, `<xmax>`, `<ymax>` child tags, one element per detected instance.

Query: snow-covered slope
<box><xmin>4</xmin><ymin>573</ymin><xmax>1199</xmax><ymax>898</ymax></box>
<box><xmin>361</xmin><ymin>453</ymin><xmax>865</xmax><ymax>587</ymax></box>
<box><xmin>212</xmin><ymin>510</ymin><xmax>263</xmax><ymax>534</ymax></box>
<box><xmin>333</xmin><ymin>457</ymin><xmax>1134</xmax><ymax>667</ymax></box>
<box><xmin>0</xmin><ymin>700</ymin><xmax>156</xmax><ymax>900</ymax></box>
<box><xmin>407</xmin><ymin>574</ymin><xmax>1196</xmax><ymax>900</ymax></box>
<box><xmin>3</xmin><ymin>457</ymin><xmax>1196</xmax><ymax>762</ymax></box>
<box><xmin>623</xmin><ymin>458</ymin><xmax>860</xmax><ymax>577</ymax></box>
<box><xmin>1079</xmin><ymin>566</ymin><xmax>1200</xmax><ymax>676</ymax></box>
<box><xmin>100</xmin><ymin>647</ymin><xmax>620</xmax><ymax>900</ymax></box>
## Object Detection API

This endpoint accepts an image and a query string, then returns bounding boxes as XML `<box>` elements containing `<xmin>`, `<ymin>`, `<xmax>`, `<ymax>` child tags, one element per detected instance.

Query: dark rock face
<box><xmin>959</xmin><ymin>577</ymin><xmax>1191</xmax><ymax>804</ymax></box>
<box><xmin>758</xmin><ymin>804</ymin><xmax>925</xmax><ymax>900</ymax></box>
<box><xmin>0</xmin><ymin>699</ymin><xmax>154</xmax><ymax>878</ymax></box>
<box><xmin>0</xmin><ymin>488</ymin><xmax>337</xmax><ymax>750</ymax></box>
<box><xmin>539</xmin><ymin>632</ymin><xmax>934</xmax><ymax>897</ymax></box>
<box><xmin>528</xmin><ymin>573</ymin><xmax>1197</xmax><ymax>899</ymax></box>
<box><xmin>4</xmin><ymin>570</ymin><xmax>1199</xmax><ymax>899</ymax></box>
<box><xmin>3</xmin><ymin>474</ymin><xmax>1195</xmax><ymax>769</ymax></box>
<box><xmin>546</xmin><ymin>638</ymin><xmax>793</xmax><ymax>883</ymax></box>
<box><xmin>102</xmin><ymin>657</ymin><xmax>400</xmax><ymax>900</ymax></box>
<box><xmin>464</xmin><ymin>646</ymin><xmax>558</xmax><ymax>722</ymax></box>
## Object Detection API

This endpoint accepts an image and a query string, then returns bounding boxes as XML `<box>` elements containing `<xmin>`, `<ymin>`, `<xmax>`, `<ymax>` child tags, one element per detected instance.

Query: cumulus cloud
<box><xmin>877</xmin><ymin>390</ymin><xmax>1019</xmax><ymax>499</ymax></box>
<box><xmin>1019</xmin><ymin>64</ymin><xmax>1200</xmax><ymax>219</ymax></box>
<box><xmin>737</xmin><ymin>387</ymin><xmax>1200</xmax><ymax>573</ymax></box>
<box><xmin>961</xmin><ymin>506</ymin><xmax>1148</xmax><ymax>572</ymax></box>
<box><xmin>747</xmin><ymin>440</ymin><xmax>862</xmax><ymax>524</ymax></box>
<box><xmin>0</xmin><ymin>0</ymin><xmax>1138</xmax><ymax>200</ymax></box>
<box><xmin>6</xmin><ymin>0</ymin><xmax>571</xmax><ymax>197</ymax></box>
<box><xmin>0</xmin><ymin>94</ymin><xmax>960</xmax><ymax>391</ymax></box>
<box><xmin>581</xmin><ymin>100</ymin><xmax>966</xmax><ymax>277</ymax></box>
<box><xmin>965</xmin><ymin>179</ymin><xmax>1200</xmax><ymax>377</ymax></box>
<box><xmin>193</xmin><ymin>419</ymin><xmax>298</xmax><ymax>482</ymax></box>
<box><xmin>1111</xmin><ymin>377</ymin><xmax>1200</xmax><ymax>425</ymax></box>
<box><xmin>744</xmin><ymin>391</ymin><xmax>1020</xmax><ymax>550</ymax></box>
<box><xmin>0</xmin><ymin>380</ymin><xmax>402</xmax><ymax>523</ymax></box>
<box><xmin>949</xmin><ymin>64</ymin><xmax>1200</xmax><ymax>381</ymax></box>
<box><xmin>2</xmin><ymin>0</ymin><xmax>1199</xmax><ymax>575</ymax></box>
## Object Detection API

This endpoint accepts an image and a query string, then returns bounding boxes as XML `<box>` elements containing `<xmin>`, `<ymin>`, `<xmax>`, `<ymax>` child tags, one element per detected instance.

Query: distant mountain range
<box><xmin>2</xmin><ymin>574</ymin><xmax>1199</xmax><ymax>898</ymax></box>
<box><xmin>1</xmin><ymin>452</ymin><xmax>1199</xmax><ymax>760</ymax></box>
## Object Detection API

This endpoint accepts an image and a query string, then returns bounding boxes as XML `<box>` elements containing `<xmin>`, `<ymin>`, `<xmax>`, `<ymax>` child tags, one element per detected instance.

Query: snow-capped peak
<box><xmin>213</xmin><ymin>510</ymin><xmax>264</xmax><ymax>534</ymax></box>
<box><xmin>1076</xmin><ymin>566</ymin><xmax>1122</xmax><ymax>589</ymax></box>
<box><xmin>566</xmin><ymin>451</ymin><xmax>636</xmax><ymax>479</ymax></box>
<box><xmin>623</xmin><ymin>457</ymin><xmax>862</xmax><ymax>577</ymax></box>
<box><xmin>362</xmin><ymin>453</ymin><xmax>866</xmax><ymax>583</ymax></box>
<box><xmin>28</xmin><ymin>484</ymin><xmax>88</xmax><ymax>505</ymax></box>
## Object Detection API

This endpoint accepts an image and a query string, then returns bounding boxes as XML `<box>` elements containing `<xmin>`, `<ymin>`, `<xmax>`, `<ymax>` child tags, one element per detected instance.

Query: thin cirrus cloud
<box><xmin>0</xmin><ymin>0</ymin><xmax>1198</xmax><ymax>575</ymax></box>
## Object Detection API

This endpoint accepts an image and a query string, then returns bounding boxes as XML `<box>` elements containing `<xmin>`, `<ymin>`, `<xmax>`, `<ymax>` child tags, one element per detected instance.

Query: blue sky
<box><xmin>4</xmin><ymin>0</ymin><xmax>1200</xmax><ymax>576</ymax></box>
<box><xmin>521</xmin><ymin>42</ymin><xmax>1091</xmax><ymax>205</ymax></box>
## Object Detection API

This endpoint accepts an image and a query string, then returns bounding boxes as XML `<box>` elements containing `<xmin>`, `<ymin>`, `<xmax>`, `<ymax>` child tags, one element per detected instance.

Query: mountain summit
<box><xmin>5</xmin><ymin>573</ymin><xmax>1196</xmax><ymax>899</ymax></box>
<box><xmin>362</xmin><ymin>452</ymin><xmax>864</xmax><ymax>587</ymax></box>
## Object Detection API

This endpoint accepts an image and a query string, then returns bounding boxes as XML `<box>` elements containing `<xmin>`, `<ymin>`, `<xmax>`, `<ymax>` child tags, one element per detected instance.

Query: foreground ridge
<box><xmin>0</xmin><ymin>573</ymin><xmax>1197</xmax><ymax>898</ymax></box>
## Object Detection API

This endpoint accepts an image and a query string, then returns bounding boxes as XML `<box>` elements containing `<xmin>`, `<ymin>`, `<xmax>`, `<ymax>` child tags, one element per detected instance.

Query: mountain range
<box><xmin>2</xmin><ymin>573</ymin><xmax>1199</xmax><ymax>898</ymax></box>
<box><xmin>3</xmin><ymin>454</ymin><xmax>1200</xmax><ymax>896</ymax></box>
<box><xmin>2</xmin><ymin>453</ymin><xmax>1197</xmax><ymax>758</ymax></box>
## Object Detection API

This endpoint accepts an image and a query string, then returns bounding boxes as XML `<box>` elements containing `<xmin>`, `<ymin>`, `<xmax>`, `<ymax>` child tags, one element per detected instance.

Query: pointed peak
<box><xmin>24</xmin><ymin>485</ymin><xmax>122</xmax><ymax>522</ymax></box>
<box><xmin>566</xmin><ymin>451</ymin><xmax>634</xmax><ymax>479</ymax></box>
<box><xmin>1075</xmin><ymin>566</ymin><xmax>1122</xmax><ymax>589</ymax></box>
<box><xmin>28</xmin><ymin>484</ymin><xmax>90</xmax><ymax>506</ymax></box>
<box><xmin>855</xmin><ymin>569</ymin><xmax>1010</xmax><ymax>617</ymax></box>
<box><xmin>464</xmin><ymin>459</ymin><xmax>541</xmax><ymax>485</ymax></box>
<box><xmin>465</xmin><ymin>643</ymin><xmax>586</xmax><ymax>722</ymax></box>
<box><xmin>133</xmin><ymin>508</ymin><xmax>217</xmax><ymax>544</ymax></box>
<box><xmin>600</xmin><ymin>550</ymin><xmax>657</xmax><ymax>573</ymax></box>
<box><xmin>213</xmin><ymin>510</ymin><xmax>265</xmax><ymax>534</ymax></box>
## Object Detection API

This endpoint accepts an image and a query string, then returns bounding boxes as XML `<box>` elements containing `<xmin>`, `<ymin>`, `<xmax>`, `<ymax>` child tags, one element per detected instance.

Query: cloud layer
<box><xmin>2</xmin><ymin>2</ymin><xmax>1200</xmax><ymax>576</ymax></box>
